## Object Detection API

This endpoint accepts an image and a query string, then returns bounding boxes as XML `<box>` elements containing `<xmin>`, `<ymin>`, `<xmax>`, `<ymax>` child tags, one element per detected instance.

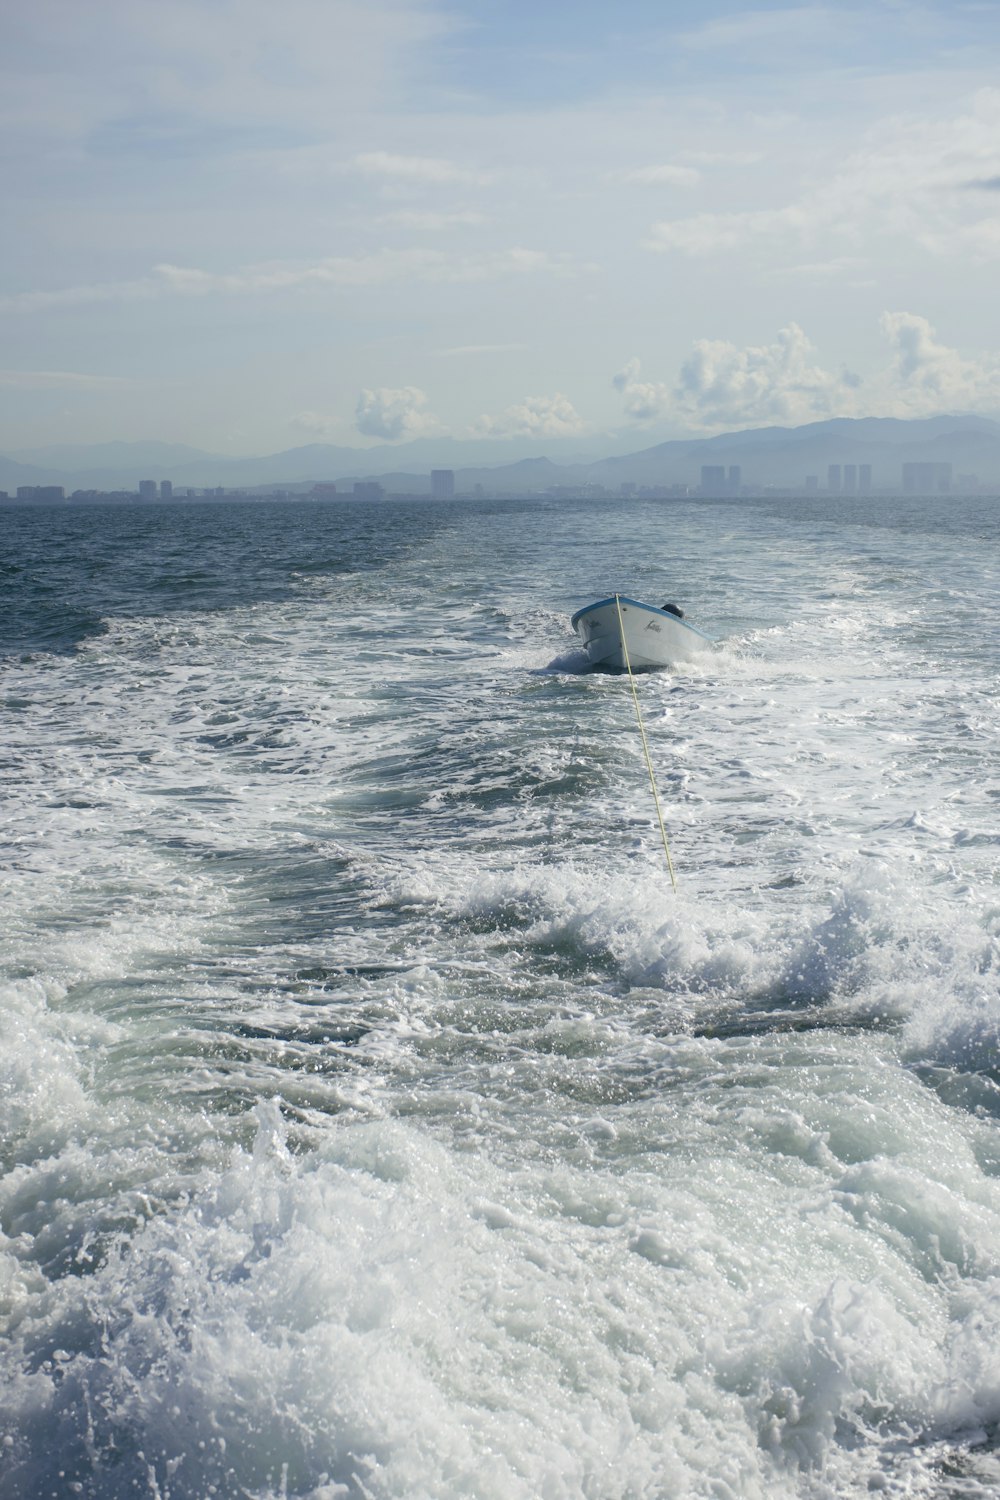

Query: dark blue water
<box><xmin>0</xmin><ymin>500</ymin><xmax>465</xmax><ymax>655</ymax></box>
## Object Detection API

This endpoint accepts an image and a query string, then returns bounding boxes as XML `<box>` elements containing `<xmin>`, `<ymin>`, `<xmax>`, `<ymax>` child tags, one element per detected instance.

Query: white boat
<box><xmin>571</xmin><ymin>595</ymin><xmax>712</xmax><ymax>671</ymax></box>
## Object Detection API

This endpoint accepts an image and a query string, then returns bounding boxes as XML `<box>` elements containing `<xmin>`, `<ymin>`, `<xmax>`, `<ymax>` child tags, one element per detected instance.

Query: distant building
<box><xmin>727</xmin><ymin>465</ymin><xmax>741</xmax><ymax>495</ymax></box>
<box><xmin>805</xmin><ymin>475</ymin><xmax>819</xmax><ymax>492</ymax></box>
<box><xmin>902</xmin><ymin>461</ymin><xmax>951</xmax><ymax>493</ymax></box>
<box><xmin>430</xmin><ymin>469</ymin><xmax>455</xmax><ymax>498</ymax></box>
<box><xmin>353</xmin><ymin>481</ymin><xmax>385</xmax><ymax>501</ymax></box>
<box><xmin>827</xmin><ymin>464</ymin><xmax>841</xmax><ymax>493</ymax></box>
<box><xmin>160</xmin><ymin>480</ymin><xmax>173</xmax><ymax>500</ymax></box>
<box><xmin>858</xmin><ymin>464</ymin><xmax>872</xmax><ymax>493</ymax></box>
<box><xmin>139</xmin><ymin>479</ymin><xmax>157</xmax><ymax>500</ymax></box>
<box><xmin>547</xmin><ymin>484</ymin><xmax>607</xmax><ymax>498</ymax></box>
<box><xmin>310</xmin><ymin>482</ymin><xmax>338</xmax><ymax>499</ymax></box>
<box><xmin>843</xmin><ymin>464</ymin><xmax>857</xmax><ymax>494</ymax></box>
<box><xmin>700</xmin><ymin>465</ymin><xmax>726</xmax><ymax>495</ymax></box>
<box><xmin>16</xmin><ymin>485</ymin><xmax>64</xmax><ymax>502</ymax></box>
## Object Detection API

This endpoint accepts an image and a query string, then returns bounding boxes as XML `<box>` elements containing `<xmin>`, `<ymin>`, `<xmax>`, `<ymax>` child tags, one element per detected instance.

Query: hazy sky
<box><xmin>4</xmin><ymin>0</ymin><xmax>1000</xmax><ymax>455</ymax></box>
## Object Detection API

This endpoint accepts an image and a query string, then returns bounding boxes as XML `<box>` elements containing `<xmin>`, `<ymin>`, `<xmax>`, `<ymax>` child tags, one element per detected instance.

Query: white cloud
<box><xmin>152</xmin><ymin>253</ymin><xmax>446</xmax><ymax>294</ymax></box>
<box><xmin>354</xmin><ymin>386</ymin><xmax>440</xmax><ymax>441</ymax></box>
<box><xmin>621</xmin><ymin>164</ymin><xmax>700</xmax><ymax>188</ymax></box>
<box><xmin>0</xmin><ymin>278</ymin><xmax>159</xmax><ymax>314</ymax></box>
<box><xmin>643</xmin><ymin>88</ymin><xmax>1000</xmax><ymax>263</ymax></box>
<box><xmin>918</xmin><ymin>216</ymin><xmax>1000</xmax><ymax>261</ymax></box>
<box><xmin>0</xmin><ymin>247</ymin><xmax>583</xmax><ymax>314</ymax></box>
<box><xmin>615</xmin><ymin>314</ymin><xmax>1000</xmax><ymax>432</ymax></box>
<box><xmin>0</xmin><ymin>369</ymin><xmax>128</xmax><ymax>389</ymax></box>
<box><xmin>471</xmin><ymin>393</ymin><xmax>585</xmax><ymax>440</ymax></box>
<box><xmin>0</xmin><ymin>0</ymin><xmax>449</xmax><ymax>144</ymax></box>
<box><xmin>643</xmin><ymin>204</ymin><xmax>807</xmax><ymax>256</ymax></box>
<box><xmin>163</xmin><ymin>246</ymin><xmax>581</xmax><ymax>288</ymax></box>
<box><xmin>674</xmin><ymin>323</ymin><xmax>855</xmax><ymax>429</ymax></box>
<box><xmin>380</xmin><ymin>209</ymin><xmax>489</xmax><ymax>230</ymax></box>
<box><xmin>782</xmin><ymin>255</ymin><xmax>871</xmax><ymax>282</ymax></box>
<box><xmin>611</xmin><ymin>357</ymin><xmax>672</xmax><ymax>422</ymax></box>
<box><xmin>678</xmin><ymin>7</ymin><xmax>842</xmax><ymax>52</ymax></box>
<box><xmin>879</xmin><ymin>310</ymin><xmax>1000</xmax><ymax>415</ymax></box>
<box><xmin>354</xmin><ymin>151</ymin><xmax>491</xmax><ymax>186</ymax></box>
<box><xmin>288</xmin><ymin>410</ymin><xmax>336</xmax><ymax>437</ymax></box>
<box><xmin>684</xmin><ymin>150</ymin><xmax>763</xmax><ymax>167</ymax></box>
<box><xmin>435</xmin><ymin>344</ymin><xmax>528</xmax><ymax>356</ymax></box>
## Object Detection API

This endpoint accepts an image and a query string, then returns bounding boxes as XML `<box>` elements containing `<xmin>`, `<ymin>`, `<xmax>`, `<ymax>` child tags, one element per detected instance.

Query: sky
<box><xmin>3</xmin><ymin>0</ymin><xmax>1000</xmax><ymax>457</ymax></box>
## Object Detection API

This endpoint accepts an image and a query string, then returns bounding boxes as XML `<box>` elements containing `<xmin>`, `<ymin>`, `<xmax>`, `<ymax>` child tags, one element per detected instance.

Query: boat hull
<box><xmin>571</xmin><ymin>596</ymin><xmax>712</xmax><ymax>671</ymax></box>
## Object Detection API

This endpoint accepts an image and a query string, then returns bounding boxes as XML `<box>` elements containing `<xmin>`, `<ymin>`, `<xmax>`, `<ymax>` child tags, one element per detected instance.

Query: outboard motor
<box><xmin>661</xmin><ymin>602</ymin><xmax>684</xmax><ymax>618</ymax></box>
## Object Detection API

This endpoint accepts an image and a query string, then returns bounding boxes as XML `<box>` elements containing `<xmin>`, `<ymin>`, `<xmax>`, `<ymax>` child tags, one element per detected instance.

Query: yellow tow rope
<box><xmin>615</xmin><ymin>594</ymin><xmax>677</xmax><ymax>892</ymax></box>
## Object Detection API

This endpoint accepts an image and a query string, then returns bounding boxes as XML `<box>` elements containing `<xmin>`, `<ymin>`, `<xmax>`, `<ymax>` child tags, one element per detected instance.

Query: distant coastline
<box><xmin>3</xmin><ymin>414</ymin><xmax>1000</xmax><ymax>501</ymax></box>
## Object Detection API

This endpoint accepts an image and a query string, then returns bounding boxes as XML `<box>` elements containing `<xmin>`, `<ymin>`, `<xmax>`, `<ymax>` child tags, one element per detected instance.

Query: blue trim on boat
<box><xmin>571</xmin><ymin>596</ymin><xmax>714</xmax><ymax>642</ymax></box>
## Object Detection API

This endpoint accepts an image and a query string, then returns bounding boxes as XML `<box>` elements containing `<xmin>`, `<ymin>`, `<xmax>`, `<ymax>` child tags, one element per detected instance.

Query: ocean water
<box><xmin>1</xmin><ymin>491</ymin><xmax>999</xmax><ymax>1500</ymax></box>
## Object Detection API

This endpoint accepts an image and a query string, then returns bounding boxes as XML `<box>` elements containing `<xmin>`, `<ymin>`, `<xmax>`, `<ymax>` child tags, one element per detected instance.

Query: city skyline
<box><xmin>4</xmin><ymin>1</ymin><xmax>1000</xmax><ymax>454</ymax></box>
<box><xmin>4</xmin><ymin>412</ymin><xmax>996</xmax><ymax>499</ymax></box>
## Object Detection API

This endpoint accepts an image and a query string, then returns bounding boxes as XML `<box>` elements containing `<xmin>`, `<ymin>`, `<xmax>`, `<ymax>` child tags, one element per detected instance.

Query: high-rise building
<box><xmin>16</xmin><ymin>485</ymin><xmax>65</xmax><ymax>501</ymax></box>
<box><xmin>858</xmin><ymin>464</ymin><xmax>872</xmax><ymax>493</ymax></box>
<box><xmin>139</xmin><ymin>479</ymin><xmax>157</xmax><ymax>500</ymax></box>
<box><xmin>700</xmin><ymin>465</ymin><xmax>726</xmax><ymax>495</ymax></box>
<box><xmin>843</xmin><ymin>464</ymin><xmax>857</xmax><ymax>494</ymax></box>
<box><xmin>827</xmin><ymin>464</ymin><xmax>841</xmax><ymax>493</ymax></box>
<box><xmin>902</xmin><ymin>462</ymin><xmax>951</xmax><ymax>493</ymax></box>
<box><xmin>805</xmin><ymin>475</ymin><xmax>819</xmax><ymax>492</ymax></box>
<box><xmin>431</xmin><ymin>469</ymin><xmax>455</xmax><ymax>498</ymax></box>
<box><xmin>160</xmin><ymin>480</ymin><xmax>173</xmax><ymax>500</ymax></box>
<box><xmin>727</xmin><ymin>465</ymin><xmax>741</xmax><ymax>495</ymax></box>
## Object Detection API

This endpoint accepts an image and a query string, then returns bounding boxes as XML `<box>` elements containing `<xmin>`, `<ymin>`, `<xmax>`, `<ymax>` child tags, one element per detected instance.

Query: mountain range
<box><xmin>4</xmin><ymin>415</ymin><xmax>1000</xmax><ymax>495</ymax></box>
